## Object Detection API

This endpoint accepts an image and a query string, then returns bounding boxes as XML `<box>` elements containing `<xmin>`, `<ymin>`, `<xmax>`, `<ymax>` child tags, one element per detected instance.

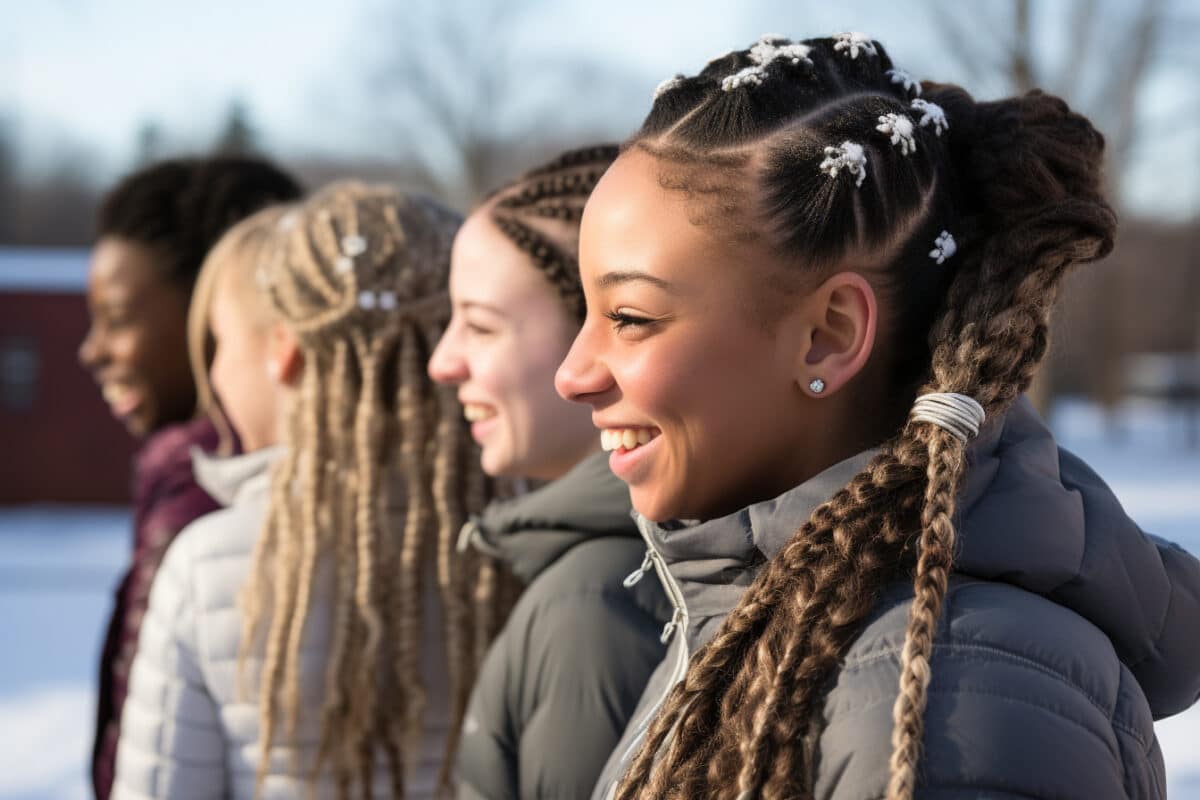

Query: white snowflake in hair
<box><xmin>911</xmin><ymin>98</ymin><xmax>949</xmax><ymax>136</ymax></box>
<box><xmin>887</xmin><ymin>68</ymin><xmax>921</xmax><ymax>96</ymax></box>
<box><xmin>358</xmin><ymin>290</ymin><xmax>377</xmax><ymax>310</ymax></box>
<box><xmin>876</xmin><ymin>113</ymin><xmax>917</xmax><ymax>156</ymax></box>
<box><xmin>833</xmin><ymin>32</ymin><xmax>877</xmax><ymax>59</ymax></box>
<box><xmin>819</xmin><ymin>141</ymin><xmax>868</xmax><ymax>187</ymax></box>
<box><xmin>378</xmin><ymin>290</ymin><xmax>398</xmax><ymax>311</ymax></box>
<box><xmin>749</xmin><ymin>39</ymin><xmax>813</xmax><ymax>68</ymax></box>
<box><xmin>654</xmin><ymin>75</ymin><xmax>685</xmax><ymax>101</ymax></box>
<box><xmin>722</xmin><ymin>65</ymin><xmax>767</xmax><ymax>91</ymax></box>
<box><xmin>335</xmin><ymin>256</ymin><xmax>354</xmax><ymax>274</ymax></box>
<box><xmin>341</xmin><ymin>234</ymin><xmax>367</xmax><ymax>257</ymax></box>
<box><xmin>929</xmin><ymin>230</ymin><xmax>957</xmax><ymax>264</ymax></box>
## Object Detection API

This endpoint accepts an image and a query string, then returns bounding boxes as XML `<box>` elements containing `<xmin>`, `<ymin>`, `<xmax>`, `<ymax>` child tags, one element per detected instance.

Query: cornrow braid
<box><xmin>488</xmin><ymin>144</ymin><xmax>620</xmax><ymax>321</ymax></box>
<box><xmin>238</xmin><ymin>182</ymin><xmax>520</xmax><ymax>799</ymax></box>
<box><xmin>613</xmin><ymin>34</ymin><xmax>1115</xmax><ymax>800</ymax></box>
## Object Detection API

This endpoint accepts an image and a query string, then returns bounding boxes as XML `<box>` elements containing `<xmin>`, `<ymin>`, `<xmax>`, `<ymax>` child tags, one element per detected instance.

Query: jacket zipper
<box><xmin>606</xmin><ymin>517</ymin><xmax>692</xmax><ymax>797</ymax></box>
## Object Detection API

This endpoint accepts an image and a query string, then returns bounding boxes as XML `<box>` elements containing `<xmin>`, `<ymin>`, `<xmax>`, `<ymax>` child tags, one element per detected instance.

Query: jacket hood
<box><xmin>191</xmin><ymin>446</ymin><xmax>283</xmax><ymax>508</ymax></box>
<box><xmin>465</xmin><ymin>451</ymin><xmax>639</xmax><ymax>584</ymax></box>
<box><xmin>638</xmin><ymin>397</ymin><xmax>1200</xmax><ymax>717</ymax></box>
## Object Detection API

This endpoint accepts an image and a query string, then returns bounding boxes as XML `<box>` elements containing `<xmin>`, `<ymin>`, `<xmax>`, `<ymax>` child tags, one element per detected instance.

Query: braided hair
<box><xmin>613</xmin><ymin>34</ymin><xmax>1116</xmax><ymax>800</ymax></box>
<box><xmin>488</xmin><ymin>144</ymin><xmax>619</xmax><ymax>320</ymax></box>
<box><xmin>238</xmin><ymin>182</ymin><xmax>514</xmax><ymax>798</ymax></box>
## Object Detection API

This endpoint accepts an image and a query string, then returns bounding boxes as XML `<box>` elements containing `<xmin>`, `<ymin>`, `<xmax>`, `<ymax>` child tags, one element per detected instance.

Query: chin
<box><xmin>629</xmin><ymin>486</ymin><xmax>681</xmax><ymax>524</ymax></box>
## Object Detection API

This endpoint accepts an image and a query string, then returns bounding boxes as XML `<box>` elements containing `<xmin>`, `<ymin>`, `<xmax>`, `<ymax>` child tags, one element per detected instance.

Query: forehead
<box><xmin>88</xmin><ymin>236</ymin><xmax>173</xmax><ymax>298</ymax></box>
<box><xmin>449</xmin><ymin>207</ymin><xmax>562</xmax><ymax>307</ymax></box>
<box><xmin>581</xmin><ymin>150</ymin><xmax>756</xmax><ymax>281</ymax></box>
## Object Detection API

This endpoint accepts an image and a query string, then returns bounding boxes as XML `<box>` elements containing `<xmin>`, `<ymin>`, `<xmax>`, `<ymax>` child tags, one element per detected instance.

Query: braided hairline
<box><xmin>487</xmin><ymin>145</ymin><xmax>620</xmax><ymax>321</ymax></box>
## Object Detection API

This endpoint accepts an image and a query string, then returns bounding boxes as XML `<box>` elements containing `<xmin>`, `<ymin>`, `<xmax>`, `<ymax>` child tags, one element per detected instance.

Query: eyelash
<box><xmin>604</xmin><ymin>310</ymin><xmax>654</xmax><ymax>331</ymax></box>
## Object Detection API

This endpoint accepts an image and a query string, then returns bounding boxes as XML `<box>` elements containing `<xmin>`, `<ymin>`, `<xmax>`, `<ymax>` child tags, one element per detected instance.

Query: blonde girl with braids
<box><xmin>556</xmin><ymin>35</ymin><xmax>1200</xmax><ymax>800</ymax></box>
<box><xmin>113</xmin><ymin>183</ymin><xmax>508</xmax><ymax>799</ymax></box>
<box><xmin>428</xmin><ymin>146</ymin><xmax>671</xmax><ymax>799</ymax></box>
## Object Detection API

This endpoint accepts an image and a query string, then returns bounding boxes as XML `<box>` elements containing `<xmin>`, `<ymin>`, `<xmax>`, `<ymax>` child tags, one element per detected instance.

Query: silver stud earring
<box><xmin>809</xmin><ymin>378</ymin><xmax>826</xmax><ymax>394</ymax></box>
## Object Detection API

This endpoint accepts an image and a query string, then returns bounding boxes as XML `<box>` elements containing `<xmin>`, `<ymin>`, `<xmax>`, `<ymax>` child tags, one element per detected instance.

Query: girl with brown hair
<box><xmin>556</xmin><ymin>34</ymin><xmax>1200</xmax><ymax>799</ymax></box>
<box><xmin>112</xmin><ymin>183</ymin><xmax>505</xmax><ymax>799</ymax></box>
<box><xmin>428</xmin><ymin>146</ymin><xmax>670</xmax><ymax>799</ymax></box>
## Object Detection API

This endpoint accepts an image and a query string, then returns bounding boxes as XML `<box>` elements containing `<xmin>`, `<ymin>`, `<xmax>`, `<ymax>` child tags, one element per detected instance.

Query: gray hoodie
<box><xmin>455</xmin><ymin>451</ymin><xmax>672</xmax><ymax>800</ymax></box>
<box><xmin>592</xmin><ymin>398</ymin><xmax>1200</xmax><ymax>799</ymax></box>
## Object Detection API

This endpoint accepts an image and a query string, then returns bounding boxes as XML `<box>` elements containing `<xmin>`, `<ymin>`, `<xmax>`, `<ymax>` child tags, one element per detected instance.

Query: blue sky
<box><xmin>3</xmin><ymin>0</ymin><xmax>1197</xmax><ymax>217</ymax></box>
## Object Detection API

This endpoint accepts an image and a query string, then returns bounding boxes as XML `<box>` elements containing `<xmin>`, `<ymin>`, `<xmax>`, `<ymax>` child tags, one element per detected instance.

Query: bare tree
<box><xmin>366</xmin><ymin>0</ymin><xmax>638</xmax><ymax>208</ymax></box>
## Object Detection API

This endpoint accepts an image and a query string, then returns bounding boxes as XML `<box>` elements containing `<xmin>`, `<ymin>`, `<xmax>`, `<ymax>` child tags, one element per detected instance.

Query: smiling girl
<box><xmin>557</xmin><ymin>34</ymin><xmax>1200</xmax><ymax>800</ymax></box>
<box><xmin>428</xmin><ymin>146</ymin><xmax>670</xmax><ymax>799</ymax></box>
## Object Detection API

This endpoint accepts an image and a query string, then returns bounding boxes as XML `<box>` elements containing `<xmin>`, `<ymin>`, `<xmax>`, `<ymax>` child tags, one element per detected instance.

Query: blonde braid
<box><xmin>283</xmin><ymin>357</ymin><xmax>325</xmax><ymax>739</ymax></box>
<box><xmin>395</xmin><ymin>326</ymin><xmax>430</xmax><ymax>743</ymax></box>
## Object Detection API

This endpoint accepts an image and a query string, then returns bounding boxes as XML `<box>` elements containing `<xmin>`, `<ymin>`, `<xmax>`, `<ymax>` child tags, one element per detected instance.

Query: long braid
<box><xmin>613</xmin><ymin>35</ymin><xmax>1115</xmax><ymax>800</ymax></box>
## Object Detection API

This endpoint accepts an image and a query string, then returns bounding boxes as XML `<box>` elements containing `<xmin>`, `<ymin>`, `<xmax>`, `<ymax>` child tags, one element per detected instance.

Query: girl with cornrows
<box><xmin>428</xmin><ymin>146</ymin><xmax>670</xmax><ymax>799</ymax></box>
<box><xmin>556</xmin><ymin>34</ymin><xmax>1200</xmax><ymax>800</ymax></box>
<box><xmin>113</xmin><ymin>183</ymin><xmax>507</xmax><ymax>799</ymax></box>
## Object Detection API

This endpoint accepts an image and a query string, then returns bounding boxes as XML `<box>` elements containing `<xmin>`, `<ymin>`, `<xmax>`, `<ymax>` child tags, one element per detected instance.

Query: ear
<box><xmin>266</xmin><ymin>322</ymin><xmax>305</xmax><ymax>387</ymax></box>
<box><xmin>796</xmin><ymin>271</ymin><xmax>877</xmax><ymax>396</ymax></box>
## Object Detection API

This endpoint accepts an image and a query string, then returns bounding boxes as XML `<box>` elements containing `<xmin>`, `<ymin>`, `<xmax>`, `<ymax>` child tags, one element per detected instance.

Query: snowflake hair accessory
<box><xmin>929</xmin><ymin>230</ymin><xmax>957</xmax><ymax>264</ymax></box>
<box><xmin>833</xmin><ymin>32</ymin><xmax>877</xmax><ymax>60</ymax></box>
<box><xmin>722</xmin><ymin>65</ymin><xmax>767</xmax><ymax>91</ymax></box>
<box><xmin>819</xmin><ymin>141</ymin><xmax>868</xmax><ymax>187</ymax></box>
<box><xmin>886</xmin><ymin>68</ymin><xmax>921</xmax><ymax>96</ymax></box>
<box><xmin>378</xmin><ymin>290</ymin><xmax>398</xmax><ymax>311</ymax></box>
<box><xmin>341</xmin><ymin>234</ymin><xmax>367</xmax><ymax>257</ymax></box>
<box><xmin>277</xmin><ymin>210</ymin><xmax>300</xmax><ymax>231</ymax></box>
<box><xmin>358</xmin><ymin>290</ymin><xmax>377</xmax><ymax>310</ymax></box>
<box><xmin>911</xmin><ymin>98</ymin><xmax>948</xmax><ymax>136</ymax></box>
<box><xmin>749</xmin><ymin>37</ymin><xmax>813</xmax><ymax>68</ymax></box>
<box><xmin>335</xmin><ymin>256</ymin><xmax>354</xmax><ymax>274</ymax></box>
<box><xmin>876</xmin><ymin>113</ymin><xmax>917</xmax><ymax>156</ymax></box>
<box><xmin>654</xmin><ymin>74</ymin><xmax>685</xmax><ymax>101</ymax></box>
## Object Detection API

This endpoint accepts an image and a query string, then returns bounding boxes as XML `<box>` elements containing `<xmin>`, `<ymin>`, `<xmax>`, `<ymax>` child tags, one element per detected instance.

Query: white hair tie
<box><xmin>910</xmin><ymin>392</ymin><xmax>985</xmax><ymax>442</ymax></box>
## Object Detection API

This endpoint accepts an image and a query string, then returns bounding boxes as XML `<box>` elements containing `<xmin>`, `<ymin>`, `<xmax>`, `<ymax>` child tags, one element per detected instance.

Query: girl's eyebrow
<box><xmin>460</xmin><ymin>299</ymin><xmax>508</xmax><ymax>317</ymax></box>
<box><xmin>596</xmin><ymin>270</ymin><xmax>674</xmax><ymax>291</ymax></box>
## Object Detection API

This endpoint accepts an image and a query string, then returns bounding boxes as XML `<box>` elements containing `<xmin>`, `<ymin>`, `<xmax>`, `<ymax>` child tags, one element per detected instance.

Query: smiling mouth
<box><xmin>463</xmin><ymin>403</ymin><xmax>497</xmax><ymax>422</ymax></box>
<box><xmin>101</xmin><ymin>382</ymin><xmax>142</xmax><ymax>418</ymax></box>
<box><xmin>600</xmin><ymin>427</ymin><xmax>661</xmax><ymax>452</ymax></box>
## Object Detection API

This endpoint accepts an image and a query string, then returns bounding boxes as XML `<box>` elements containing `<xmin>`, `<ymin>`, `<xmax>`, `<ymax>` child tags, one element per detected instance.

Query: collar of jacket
<box><xmin>461</xmin><ymin>450</ymin><xmax>638</xmax><ymax>585</ymax></box>
<box><xmin>633</xmin><ymin>396</ymin><xmax>1200</xmax><ymax>716</ymax></box>
<box><xmin>191</xmin><ymin>445</ymin><xmax>285</xmax><ymax>508</ymax></box>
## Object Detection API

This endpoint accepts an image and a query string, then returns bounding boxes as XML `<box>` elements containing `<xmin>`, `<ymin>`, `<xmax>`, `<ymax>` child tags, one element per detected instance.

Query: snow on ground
<box><xmin>0</xmin><ymin>400</ymin><xmax>1197</xmax><ymax>798</ymax></box>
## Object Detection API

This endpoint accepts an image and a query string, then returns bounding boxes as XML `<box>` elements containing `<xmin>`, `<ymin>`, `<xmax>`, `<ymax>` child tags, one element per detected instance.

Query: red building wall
<box><xmin>1</xmin><ymin>282</ymin><xmax>136</xmax><ymax>505</ymax></box>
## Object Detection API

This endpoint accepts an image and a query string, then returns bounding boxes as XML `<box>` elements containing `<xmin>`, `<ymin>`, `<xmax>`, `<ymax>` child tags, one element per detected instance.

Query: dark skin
<box><xmin>78</xmin><ymin>237</ymin><xmax>196</xmax><ymax>438</ymax></box>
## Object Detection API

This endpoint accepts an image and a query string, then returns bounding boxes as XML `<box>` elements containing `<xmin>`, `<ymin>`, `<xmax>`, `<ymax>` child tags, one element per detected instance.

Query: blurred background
<box><xmin>1</xmin><ymin>0</ymin><xmax>1197</xmax><ymax>797</ymax></box>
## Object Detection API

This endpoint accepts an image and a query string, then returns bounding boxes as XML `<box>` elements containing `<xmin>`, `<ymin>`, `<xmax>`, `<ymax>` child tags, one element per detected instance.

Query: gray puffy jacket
<box><xmin>456</xmin><ymin>451</ymin><xmax>671</xmax><ymax>800</ymax></box>
<box><xmin>593</xmin><ymin>398</ymin><xmax>1200</xmax><ymax>799</ymax></box>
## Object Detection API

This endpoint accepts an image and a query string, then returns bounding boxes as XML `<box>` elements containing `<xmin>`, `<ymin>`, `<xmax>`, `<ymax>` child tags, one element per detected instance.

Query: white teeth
<box><xmin>102</xmin><ymin>384</ymin><xmax>128</xmax><ymax>404</ymax></box>
<box><xmin>463</xmin><ymin>403</ymin><xmax>497</xmax><ymax>423</ymax></box>
<box><xmin>600</xmin><ymin>428</ymin><xmax>659</xmax><ymax>452</ymax></box>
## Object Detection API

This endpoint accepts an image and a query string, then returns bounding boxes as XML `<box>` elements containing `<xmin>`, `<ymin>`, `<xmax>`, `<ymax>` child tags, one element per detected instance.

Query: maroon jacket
<box><xmin>91</xmin><ymin>416</ymin><xmax>222</xmax><ymax>800</ymax></box>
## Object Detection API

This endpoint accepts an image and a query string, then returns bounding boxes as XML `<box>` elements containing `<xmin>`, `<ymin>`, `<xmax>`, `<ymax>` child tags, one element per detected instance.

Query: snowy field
<box><xmin>1</xmin><ymin>399</ymin><xmax>1197</xmax><ymax>799</ymax></box>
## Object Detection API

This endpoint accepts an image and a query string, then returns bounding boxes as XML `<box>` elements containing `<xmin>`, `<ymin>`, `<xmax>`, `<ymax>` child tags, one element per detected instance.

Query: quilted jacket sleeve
<box><xmin>812</xmin><ymin>582</ymin><xmax>1166</xmax><ymax>800</ymax></box>
<box><xmin>111</xmin><ymin>532</ymin><xmax>226</xmax><ymax>800</ymax></box>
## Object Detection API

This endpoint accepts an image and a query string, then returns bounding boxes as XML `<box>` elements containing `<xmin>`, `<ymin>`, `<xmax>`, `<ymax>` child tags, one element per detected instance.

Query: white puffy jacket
<box><xmin>111</xmin><ymin>447</ymin><xmax>449</xmax><ymax>799</ymax></box>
